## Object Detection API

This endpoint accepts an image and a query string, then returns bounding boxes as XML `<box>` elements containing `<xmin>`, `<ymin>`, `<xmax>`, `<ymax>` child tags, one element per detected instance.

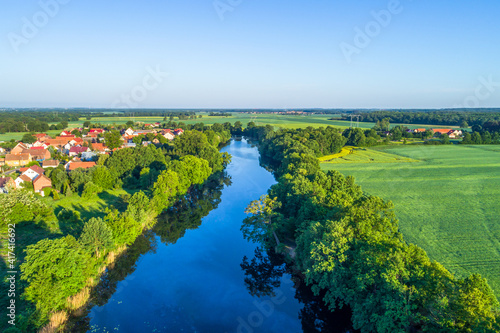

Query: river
<box><xmin>78</xmin><ymin>139</ymin><xmax>354</xmax><ymax>333</ymax></box>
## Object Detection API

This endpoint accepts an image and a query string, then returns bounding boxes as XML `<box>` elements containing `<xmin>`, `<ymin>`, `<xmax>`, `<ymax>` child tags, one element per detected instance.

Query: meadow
<box><xmin>0</xmin><ymin>112</ymin><xmax>457</xmax><ymax>142</ymax></box>
<box><xmin>321</xmin><ymin>145</ymin><xmax>500</xmax><ymax>295</ymax></box>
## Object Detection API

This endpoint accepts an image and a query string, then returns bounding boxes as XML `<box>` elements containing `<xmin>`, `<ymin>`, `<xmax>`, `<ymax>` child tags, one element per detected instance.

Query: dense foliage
<box><xmin>345</xmin><ymin>110</ymin><xmax>500</xmax><ymax>129</ymax></box>
<box><xmin>242</xmin><ymin>125</ymin><xmax>500</xmax><ymax>332</ymax></box>
<box><xmin>0</xmin><ymin>126</ymin><xmax>230</xmax><ymax>331</ymax></box>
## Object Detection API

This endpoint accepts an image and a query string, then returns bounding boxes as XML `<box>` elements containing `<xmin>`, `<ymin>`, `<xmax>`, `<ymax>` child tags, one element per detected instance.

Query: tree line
<box><xmin>240</xmin><ymin>125</ymin><xmax>500</xmax><ymax>332</ymax></box>
<box><xmin>344</xmin><ymin>110</ymin><xmax>500</xmax><ymax>129</ymax></box>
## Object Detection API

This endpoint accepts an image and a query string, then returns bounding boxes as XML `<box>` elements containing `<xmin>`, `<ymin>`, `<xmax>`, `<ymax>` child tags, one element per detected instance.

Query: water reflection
<box><xmin>154</xmin><ymin>171</ymin><xmax>232</xmax><ymax>246</ymax></box>
<box><xmin>69</xmin><ymin>172</ymin><xmax>230</xmax><ymax>332</ymax></box>
<box><xmin>240</xmin><ymin>247</ymin><xmax>357</xmax><ymax>333</ymax></box>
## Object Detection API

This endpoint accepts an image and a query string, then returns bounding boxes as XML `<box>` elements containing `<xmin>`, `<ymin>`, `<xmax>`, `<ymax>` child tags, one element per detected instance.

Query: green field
<box><xmin>321</xmin><ymin>145</ymin><xmax>500</xmax><ymax>296</ymax></box>
<box><xmin>1</xmin><ymin>112</ymin><xmax>460</xmax><ymax>142</ymax></box>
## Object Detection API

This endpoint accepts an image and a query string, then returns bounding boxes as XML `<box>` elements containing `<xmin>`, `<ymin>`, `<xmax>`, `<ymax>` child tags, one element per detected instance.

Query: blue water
<box><xmin>86</xmin><ymin>139</ymin><xmax>305</xmax><ymax>333</ymax></box>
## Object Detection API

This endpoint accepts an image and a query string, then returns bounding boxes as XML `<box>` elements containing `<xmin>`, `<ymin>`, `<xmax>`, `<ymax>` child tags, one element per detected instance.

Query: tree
<box><xmin>441</xmin><ymin>133</ymin><xmax>450</xmax><ymax>144</ymax></box>
<box><xmin>20</xmin><ymin>236</ymin><xmax>92</xmax><ymax>321</ymax></box>
<box><xmin>91</xmin><ymin>166</ymin><xmax>114</xmax><ymax>189</ymax></box>
<box><xmin>104</xmin><ymin>130</ymin><xmax>123</xmax><ymax>150</ymax></box>
<box><xmin>82</xmin><ymin>181</ymin><xmax>101</xmax><ymax>199</ymax></box>
<box><xmin>79</xmin><ymin>217</ymin><xmax>114</xmax><ymax>256</ymax></box>
<box><xmin>104</xmin><ymin>208</ymin><xmax>142</xmax><ymax>246</ymax></box>
<box><xmin>21</xmin><ymin>133</ymin><xmax>37</xmax><ymax>144</ymax></box>
<box><xmin>472</xmin><ymin>132</ymin><xmax>483</xmax><ymax>144</ymax></box>
<box><xmin>460</xmin><ymin>120</ymin><xmax>469</xmax><ymax>128</ymax></box>
<box><xmin>242</xmin><ymin>195</ymin><xmax>282</xmax><ymax>246</ymax></box>
<box><xmin>152</xmin><ymin>169</ymin><xmax>181</xmax><ymax>212</ymax></box>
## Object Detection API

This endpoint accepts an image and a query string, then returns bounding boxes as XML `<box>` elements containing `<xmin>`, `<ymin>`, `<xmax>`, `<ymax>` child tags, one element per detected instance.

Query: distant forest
<box><xmin>0</xmin><ymin>110</ymin><xmax>197</xmax><ymax>133</ymax></box>
<box><xmin>343</xmin><ymin>110</ymin><xmax>500</xmax><ymax>131</ymax></box>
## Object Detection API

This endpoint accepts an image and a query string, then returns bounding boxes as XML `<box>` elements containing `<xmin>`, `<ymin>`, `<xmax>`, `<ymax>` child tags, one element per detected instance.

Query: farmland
<box><xmin>0</xmin><ymin>111</ymin><xmax>457</xmax><ymax>142</ymax></box>
<box><xmin>321</xmin><ymin>145</ymin><xmax>500</xmax><ymax>296</ymax></box>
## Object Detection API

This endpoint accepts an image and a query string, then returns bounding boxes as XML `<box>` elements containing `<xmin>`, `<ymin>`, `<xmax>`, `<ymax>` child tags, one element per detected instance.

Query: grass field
<box><xmin>319</xmin><ymin>146</ymin><xmax>420</xmax><ymax>164</ymax></box>
<box><xmin>0</xmin><ymin>112</ymin><xmax>460</xmax><ymax>142</ymax></box>
<box><xmin>321</xmin><ymin>145</ymin><xmax>500</xmax><ymax>296</ymax></box>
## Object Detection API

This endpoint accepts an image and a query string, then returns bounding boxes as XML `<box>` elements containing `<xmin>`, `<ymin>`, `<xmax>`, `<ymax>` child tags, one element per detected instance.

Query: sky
<box><xmin>0</xmin><ymin>0</ymin><xmax>499</xmax><ymax>109</ymax></box>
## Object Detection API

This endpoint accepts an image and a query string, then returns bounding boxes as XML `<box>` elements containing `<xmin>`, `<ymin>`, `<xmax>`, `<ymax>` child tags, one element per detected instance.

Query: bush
<box><xmin>42</xmin><ymin>187</ymin><xmax>52</xmax><ymax>197</ymax></box>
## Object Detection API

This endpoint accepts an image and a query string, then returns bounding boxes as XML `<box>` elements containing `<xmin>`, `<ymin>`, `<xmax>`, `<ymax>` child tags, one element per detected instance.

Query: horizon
<box><xmin>1</xmin><ymin>0</ymin><xmax>500</xmax><ymax>109</ymax></box>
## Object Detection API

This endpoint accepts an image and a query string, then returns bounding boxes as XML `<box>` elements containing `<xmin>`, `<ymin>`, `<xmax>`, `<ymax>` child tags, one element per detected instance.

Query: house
<box><xmin>0</xmin><ymin>177</ymin><xmax>15</xmax><ymax>194</ymax></box>
<box><xmin>447</xmin><ymin>130</ymin><xmax>463</xmax><ymax>139</ymax></box>
<box><xmin>66</xmin><ymin>161</ymin><xmax>96</xmax><ymax>171</ymax></box>
<box><xmin>133</xmin><ymin>130</ymin><xmax>155</xmax><ymax>136</ymax></box>
<box><xmin>46</xmin><ymin>138</ymin><xmax>72</xmax><ymax>149</ymax></box>
<box><xmin>0</xmin><ymin>158</ymin><xmax>5</xmax><ymax>166</ymax></box>
<box><xmin>432</xmin><ymin>129</ymin><xmax>454</xmax><ymax>135</ymax></box>
<box><xmin>69</xmin><ymin>146</ymin><xmax>90</xmax><ymax>157</ymax></box>
<box><xmin>91</xmin><ymin>143</ymin><xmax>107</xmax><ymax>152</ymax></box>
<box><xmin>5</xmin><ymin>153</ymin><xmax>32</xmax><ymax>167</ymax></box>
<box><xmin>174</xmin><ymin>128</ymin><xmax>184</xmax><ymax>136</ymax></box>
<box><xmin>161</xmin><ymin>129</ymin><xmax>175</xmax><ymax>141</ymax></box>
<box><xmin>154</xmin><ymin>122</ymin><xmax>161</xmax><ymax>127</ymax></box>
<box><xmin>42</xmin><ymin>160</ymin><xmax>60</xmax><ymax>168</ymax></box>
<box><xmin>124</xmin><ymin>128</ymin><xmax>135</xmax><ymax>136</ymax></box>
<box><xmin>81</xmin><ymin>152</ymin><xmax>98</xmax><ymax>161</ymax></box>
<box><xmin>34</xmin><ymin>133</ymin><xmax>50</xmax><ymax>142</ymax></box>
<box><xmin>70</xmin><ymin>138</ymin><xmax>84</xmax><ymax>146</ymax></box>
<box><xmin>14</xmin><ymin>174</ymin><xmax>32</xmax><ymax>189</ymax></box>
<box><xmin>22</xmin><ymin>148</ymin><xmax>51</xmax><ymax>161</ymax></box>
<box><xmin>11</xmin><ymin>142</ymin><xmax>29</xmax><ymax>155</ymax></box>
<box><xmin>60</xmin><ymin>130</ymin><xmax>72</xmax><ymax>136</ymax></box>
<box><xmin>56</xmin><ymin>135</ymin><xmax>75</xmax><ymax>140</ymax></box>
<box><xmin>413</xmin><ymin>128</ymin><xmax>427</xmax><ymax>133</ymax></box>
<box><xmin>89</xmin><ymin>128</ymin><xmax>105</xmax><ymax>134</ymax></box>
<box><xmin>33</xmin><ymin>141</ymin><xmax>49</xmax><ymax>148</ymax></box>
<box><xmin>33</xmin><ymin>175</ymin><xmax>52</xmax><ymax>195</ymax></box>
<box><xmin>19</xmin><ymin>165</ymin><xmax>45</xmax><ymax>179</ymax></box>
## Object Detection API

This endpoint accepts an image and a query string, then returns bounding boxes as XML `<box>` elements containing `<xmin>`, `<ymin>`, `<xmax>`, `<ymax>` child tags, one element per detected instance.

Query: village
<box><xmin>0</xmin><ymin>124</ymin><xmax>184</xmax><ymax>195</ymax></box>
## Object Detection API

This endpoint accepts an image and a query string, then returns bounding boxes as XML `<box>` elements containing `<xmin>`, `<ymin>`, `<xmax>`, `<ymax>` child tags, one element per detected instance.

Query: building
<box><xmin>22</xmin><ymin>148</ymin><xmax>51</xmax><ymax>161</ymax></box>
<box><xmin>46</xmin><ymin>138</ymin><xmax>72</xmax><ymax>149</ymax></box>
<box><xmin>11</xmin><ymin>142</ymin><xmax>29</xmax><ymax>155</ymax></box>
<box><xmin>91</xmin><ymin>143</ymin><xmax>107</xmax><ymax>152</ymax></box>
<box><xmin>69</xmin><ymin>146</ymin><xmax>90</xmax><ymax>157</ymax></box>
<box><xmin>70</xmin><ymin>138</ymin><xmax>84</xmax><ymax>146</ymax></box>
<box><xmin>33</xmin><ymin>141</ymin><xmax>49</xmax><ymax>148</ymax></box>
<box><xmin>81</xmin><ymin>152</ymin><xmax>98</xmax><ymax>161</ymax></box>
<box><xmin>60</xmin><ymin>131</ymin><xmax>72</xmax><ymax>136</ymax></box>
<box><xmin>432</xmin><ymin>129</ymin><xmax>454</xmax><ymax>135</ymax></box>
<box><xmin>33</xmin><ymin>175</ymin><xmax>52</xmax><ymax>195</ymax></box>
<box><xmin>66</xmin><ymin>161</ymin><xmax>96</xmax><ymax>171</ymax></box>
<box><xmin>174</xmin><ymin>128</ymin><xmax>184</xmax><ymax>136</ymax></box>
<box><xmin>42</xmin><ymin>160</ymin><xmax>60</xmax><ymax>168</ymax></box>
<box><xmin>161</xmin><ymin>129</ymin><xmax>175</xmax><ymax>141</ymax></box>
<box><xmin>34</xmin><ymin>133</ymin><xmax>50</xmax><ymax>142</ymax></box>
<box><xmin>14</xmin><ymin>174</ymin><xmax>32</xmax><ymax>188</ymax></box>
<box><xmin>19</xmin><ymin>165</ymin><xmax>45</xmax><ymax>180</ymax></box>
<box><xmin>5</xmin><ymin>153</ymin><xmax>32</xmax><ymax>167</ymax></box>
<box><xmin>89</xmin><ymin>128</ymin><xmax>105</xmax><ymax>134</ymax></box>
<box><xmin>124</xmin><ymin>128</ymin><xmax>135</xmax><ymax>136</ymax></box>
<box><xmin>447</xmin><ymin>130</ymin><xmax>463</xmax><ymax>139</ymax></box>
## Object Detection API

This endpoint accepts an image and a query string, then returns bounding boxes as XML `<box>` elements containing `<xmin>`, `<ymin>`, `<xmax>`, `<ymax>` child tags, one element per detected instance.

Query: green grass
<box><xmin>0</xmin><ymin>130</ymin><xmax>62</xmax><ymax>142</ymax></box>
<box><xmin>321</xmin><ymin>145</ymin><xmax>500</xmax><ymax>296</ymax></box>
<box><xmin>1</xmin><ymin>113</ymin><xmax>462</xmax><ymax>142</ymax></box>
<box><xmin>320</xmin><ymin>146</ymin><xmax>420</xmax><ymax>164</ymax></box>
<box><xmin>43</xmin><ymin>188</ymin><xmax>131</xmax><ymax>221</ymax></box>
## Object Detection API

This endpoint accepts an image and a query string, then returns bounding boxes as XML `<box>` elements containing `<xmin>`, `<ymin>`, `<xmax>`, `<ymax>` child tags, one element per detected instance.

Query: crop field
<box><xmin>319</xmin><ymin>146</ymin><xmax>420</xmax><ymax>164</ymax></box>
<box><xmin>1</xmin><ymin>112</ymin><xmax>460</xmax><ymax>142</ymax></box>
<box><xmin>321</xmin><ymin>145</ymin><xmax>500</xmax><ymax>296</ymax></box>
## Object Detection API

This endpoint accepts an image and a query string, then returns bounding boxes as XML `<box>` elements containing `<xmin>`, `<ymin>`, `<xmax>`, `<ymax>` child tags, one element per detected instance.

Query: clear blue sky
<box><xmin>0</xmin><ymin>0</ymin><xmax>499</xmax><ymax>109</ymax></box>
